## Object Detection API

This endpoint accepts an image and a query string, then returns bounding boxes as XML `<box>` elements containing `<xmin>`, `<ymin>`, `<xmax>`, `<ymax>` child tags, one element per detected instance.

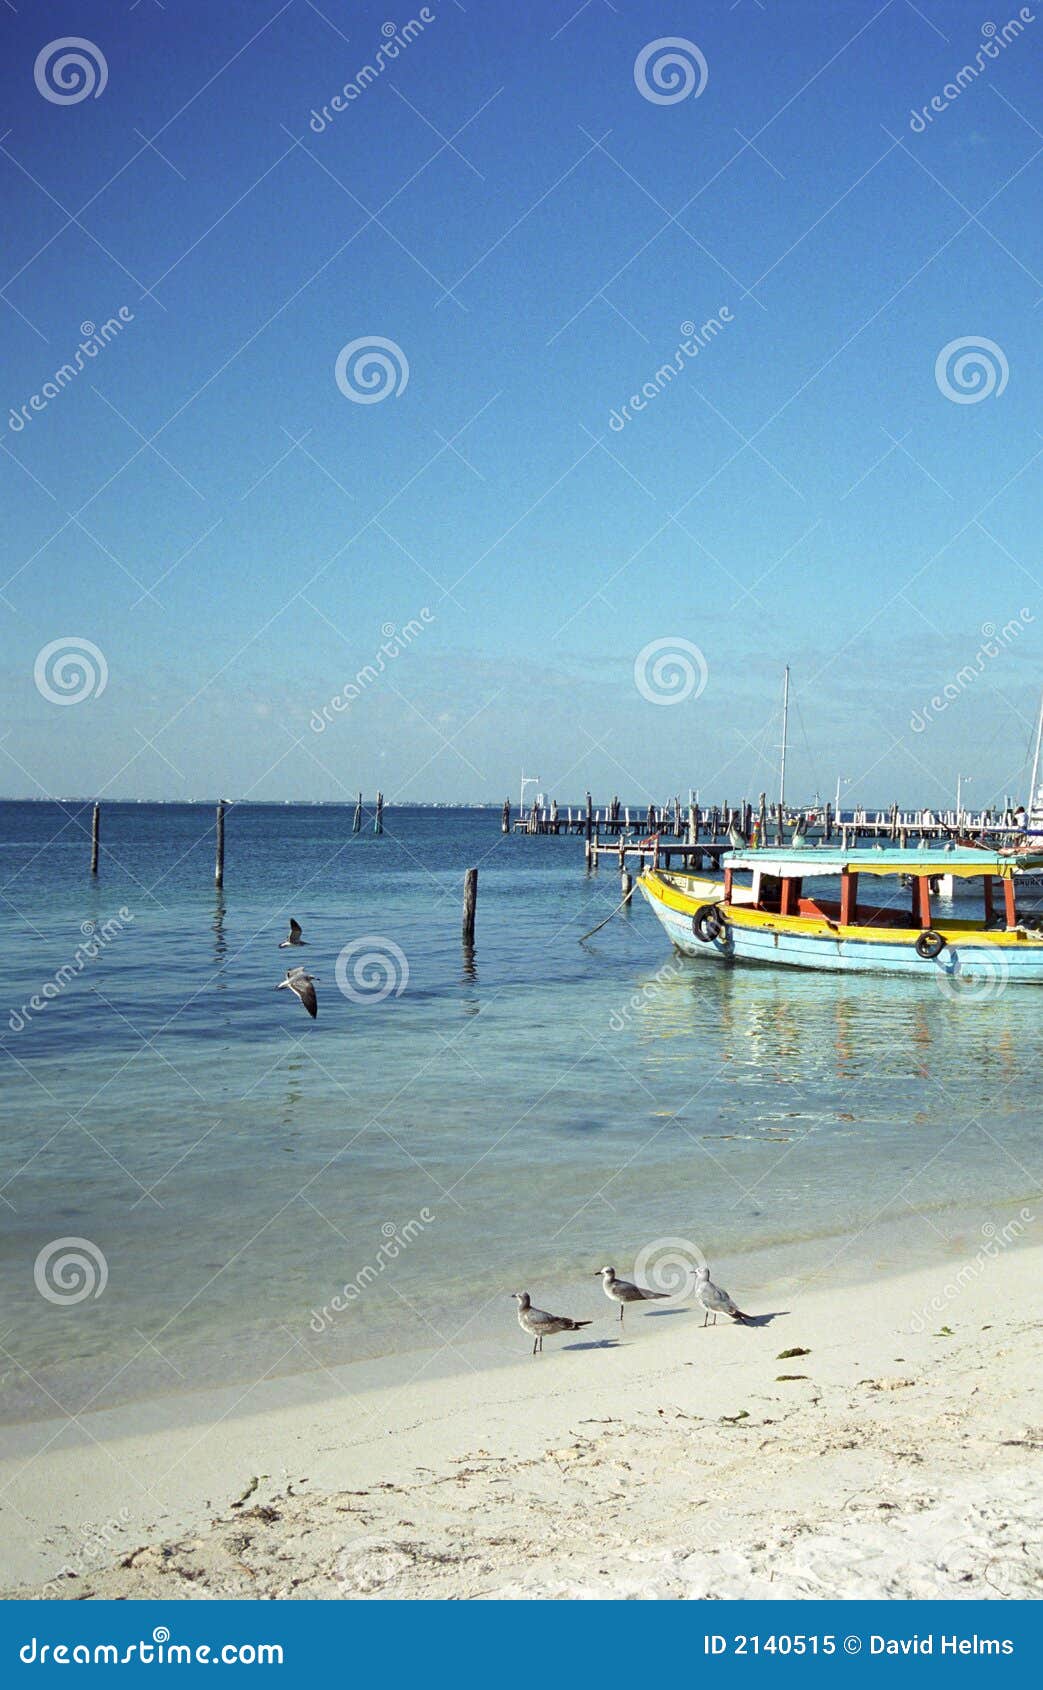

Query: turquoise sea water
<box><xmin>0</xmin><ymin>801</ymin><xmax>1039</xmax><ymax>1423</ymax></box>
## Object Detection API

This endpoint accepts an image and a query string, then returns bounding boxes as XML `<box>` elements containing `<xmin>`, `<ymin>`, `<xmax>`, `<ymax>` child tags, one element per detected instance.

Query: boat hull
<box><xmin>639</xmin><ymin>872</ymin><xmax>1043</xmax><ymax>984</ymax></box>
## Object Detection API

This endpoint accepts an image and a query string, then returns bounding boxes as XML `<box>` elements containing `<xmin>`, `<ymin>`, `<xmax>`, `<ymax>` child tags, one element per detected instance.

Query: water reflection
<box><xmin>212</xmin><ymin>894</ymin><xmax>227</xmax><ymax>979</ymax></box>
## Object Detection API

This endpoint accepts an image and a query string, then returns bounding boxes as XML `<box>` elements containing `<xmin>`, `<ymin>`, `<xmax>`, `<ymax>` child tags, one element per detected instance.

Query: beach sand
<box><xmin>3</xmin><ymin>1241</ymin><xmax>1041</xmax><ymax>1600</ymax></box>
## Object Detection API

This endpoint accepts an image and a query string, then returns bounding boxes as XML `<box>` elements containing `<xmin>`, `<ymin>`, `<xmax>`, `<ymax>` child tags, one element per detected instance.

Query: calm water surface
<box><xmin>0</xmin><ymin>801</ymin><xmax>1039</xmax><ymax>1421</ymax></box>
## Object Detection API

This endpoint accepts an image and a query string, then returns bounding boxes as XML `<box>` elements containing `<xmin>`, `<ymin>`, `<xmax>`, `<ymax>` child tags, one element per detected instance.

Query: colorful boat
<box><xmin>639</xmin><ymin>844</ymin><xmax>1043</xmax><ymax>983</ymax></box>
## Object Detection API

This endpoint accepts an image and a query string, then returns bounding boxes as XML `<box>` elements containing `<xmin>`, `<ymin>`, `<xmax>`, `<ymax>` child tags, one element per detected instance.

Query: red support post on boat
<box><xmin>723</xmin><ymin>867</ymin><xmax>734</xmax><ymax>903</ymax></box>
<box><xmin>914</xmin><ymin>875</ymin><xmax>932</xmax><ymax>929</ymax></box>
<box><xmin>780</xmin><ymin>877</ymin><xmax>801</xmax><ymax>917</ymax></box>
<box><xmin>1004</xmin><ymin>875</ymin><xmax>1018</xmax><ymax>928</ymax></box>
<box><xmin>840</xmin><ymin>870</ymin><xmax>858</xmax><ymax>926</ymax></box>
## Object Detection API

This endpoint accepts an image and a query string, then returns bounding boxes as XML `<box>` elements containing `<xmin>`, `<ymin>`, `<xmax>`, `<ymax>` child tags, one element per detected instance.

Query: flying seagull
<box><xmin>596</xmin><ymin>1265</ymin><xmax>668</xmax><ymax>1323</ymax></box>
<box><xmin>695</xmin><ymin>1264</ymin><xmax>751</xmax><ymax>1326</ymax></box>
<box><xmin>279</xmin><ymin>918</ymin><xmax>306</xmax><ymax>948</ymax></box>
<box><xmin>511</xmin><ymin>1291</ymin><xmax>591</xmax><ymax>1355</ymax></box>
<box><xmin>277</xmin><ymin>968</ymin><xmax>318</xmax><ymax>1019</ymax></box>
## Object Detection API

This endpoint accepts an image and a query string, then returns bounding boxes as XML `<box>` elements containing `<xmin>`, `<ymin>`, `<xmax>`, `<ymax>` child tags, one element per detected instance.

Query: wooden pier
<box><xmin>504</xmin><ymin>792</ymin><xmax>1026</xmax><ymax>875</ymax></box>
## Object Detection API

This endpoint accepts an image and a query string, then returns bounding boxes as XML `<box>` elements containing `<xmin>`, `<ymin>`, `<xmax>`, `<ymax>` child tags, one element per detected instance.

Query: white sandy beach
<box><xmin>3</xmin><ymin>1233</ymin><xmax>1041</xmax><ymax>1601</ymax></box>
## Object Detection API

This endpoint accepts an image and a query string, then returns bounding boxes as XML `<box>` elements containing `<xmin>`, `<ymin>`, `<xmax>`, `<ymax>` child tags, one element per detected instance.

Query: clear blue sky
<box><xmin>3</xmin><ymin>0</ymin><xmax>1043</xmax><ymax>808</ymax></box>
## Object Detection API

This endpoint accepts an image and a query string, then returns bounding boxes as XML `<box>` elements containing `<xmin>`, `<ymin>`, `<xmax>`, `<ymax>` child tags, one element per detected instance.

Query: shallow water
<box><xmin>0</xmin><ymin>801</ymin><xmax>1038</xmax><ymax>1421</ymax></box>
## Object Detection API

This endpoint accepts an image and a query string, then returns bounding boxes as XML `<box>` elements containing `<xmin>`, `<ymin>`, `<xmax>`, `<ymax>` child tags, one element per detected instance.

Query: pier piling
<box><xmin>352</xmin><ymin>793</ymin><xmax>362</xmax><ymax>834</ymax></box>
<box><xmin>374</xmin><ymin>792</ymin><xmax>384</xmax><ymax>835</ymax></box>
<box><xmin>462</xmin><ymin>867</ymin><xmax>478</xmax><ymax>944</ymax></box>
<box><xmin>215</xmin><ymin>801</ymin><xmax>225</xmax><ymax>889</ymax></box>
<box><xmin>89</xmin><ymin>802</ymin><xmax>100</xmax><ymax>876</ymax></box>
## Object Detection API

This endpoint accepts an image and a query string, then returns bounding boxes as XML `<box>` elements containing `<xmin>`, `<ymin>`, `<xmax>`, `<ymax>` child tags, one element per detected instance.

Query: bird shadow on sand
<box><xmin>563</xmin><ymin>1337</ymin><xmax>621</xmax><ymax>1352</ymax></box>
<box><xmin>642</xmin><ymin>1307</ymin><xmax>691</xmax><ymax>1318</ymax></box>
<box><xmin>734</xmin><ymin>1310</ymin><xmax>789</xmax><ymax>1328</ymax></box>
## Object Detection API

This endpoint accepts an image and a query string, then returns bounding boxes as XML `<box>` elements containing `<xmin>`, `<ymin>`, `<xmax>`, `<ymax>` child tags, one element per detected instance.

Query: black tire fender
<box><xmin>693</xmin><ymin>904</ymin><xmax>726</xmax><ymax>944</ymax></box>
<box><xmin>915</xmin><ymin>929</ymin><xmax>946</xmax><ymax>961</ymax></box>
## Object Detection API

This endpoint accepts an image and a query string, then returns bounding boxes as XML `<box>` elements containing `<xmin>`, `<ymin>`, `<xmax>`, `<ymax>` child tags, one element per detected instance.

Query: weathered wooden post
<box><xmin>889</xmin><ymin>801</ymin><xmax>899</xmax><ymax>841</ymax></box>
<box><xmin>621</xmin><ymin>867</ymin><xmax>634</xmax><ymax>903</ymax></box>
<box><xmin>688</xmin><ymin>802</ymin><xmax>698</xmax><ymax>844</ymax></box>
<box><xmin>215</xmin><ymin>800</ymin><xmax>225</xmax><ymax>889</ymax></box>
<box><xmin>758</xmin><ymin>791</ymin><xmax>768</xmax><ymax>844</ymax></box>
<box><xmin>90</xmin><ymin>802</ymin><xmax>100</xmax><ymax>876</ymax></box>
<box><xmin>823</xmin><ymin>801</ymin><xmax>833</xmax><ymax>844</ymax></box>
<box><xmin>353</xmin><ymin>793</ymin><xmax>362</xmax><ymax>834</ymax></box>
<box><xmin>462</xmin><ymin>867</ymin><xmax>478</xmax><ymax>945</ymax></box>
<box><xmin>501</xmin><ymin>798</ymin><xmax>511</xmax><ymax>833</ymax></box>
<box><xmin>585</xmin><ymin>790</ymin><xmax>593</xmax><ymax>848</ymax></box>
<box><xmin>774</xmin><ymin>802</ymin><xmax>784</xmax><ymax>845</ymax></box>
<box><xmin>374</xmin><ymin>792</ymin><xmax>384</xmax><ymax>834</ymax></box>
<box><xmin>618</xmin><ymin>832</ymin><xmax>626</xmax><ymax>871</ymax></box>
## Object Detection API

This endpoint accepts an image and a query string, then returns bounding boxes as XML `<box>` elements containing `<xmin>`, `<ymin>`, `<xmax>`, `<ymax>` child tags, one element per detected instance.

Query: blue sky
<box><xmin>3</xmin><ymin>0</ymin><xmax>1043</xmax><ymax>807</ymax></box>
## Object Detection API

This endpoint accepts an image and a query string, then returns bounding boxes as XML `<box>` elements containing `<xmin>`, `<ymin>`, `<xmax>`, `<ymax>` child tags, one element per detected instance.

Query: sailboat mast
<box><xmin>1029</xmin><ymin>689</ymin><xmax>1043</xmax><ymax>819</ymax></box>
<box><xmin>779</xmin><ymin>665</ymin><xmax>790</xmax><ymax>810</ymax></box>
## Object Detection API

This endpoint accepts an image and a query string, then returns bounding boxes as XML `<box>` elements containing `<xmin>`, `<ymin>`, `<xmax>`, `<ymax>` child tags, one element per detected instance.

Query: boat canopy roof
<box><xmin>723</xmin><ymin>845</ymin><xmax>1043</xmax><ymax>879</ymax></box>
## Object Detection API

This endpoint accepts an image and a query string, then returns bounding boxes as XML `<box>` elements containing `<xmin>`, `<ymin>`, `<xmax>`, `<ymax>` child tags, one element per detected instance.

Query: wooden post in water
<box><xmin>688</xmin><ymin>802</ymin><xmax>698</xmax><ymax>844</ymax></box>
<box><xmin>215</xmin><ymin>801</ymin><xmax>225</xmax><ymax>889</ymax></box>
<box><xmin>823</xmin><ymin>801</ymin><xmax>833</xmax><ymax>844</ymax></box>
<box><xmin>889</xmin><ymin>802</ymin><xmax>899</xmax><ymax>842</ymax></box>
<box><xmin>374</xmin><ymin>792</ymin><xmax>384</xmax><ymax>835</ymax></box>
<box><xmin>353</xmin><ymin>793</ymin><xmax>362</xmax><ymax>834</ymax></box>
<box><xmin>462</xmin><ymin>868</ymin><xmax>478</xmax><ymax>945</ymax></box>
<box><xmin>90</xmin><ymin>803</ymin><xmax>100</xmax><ymax>876</ymax></box>
<box><xmin>501</xmin><ymin>798</ymin><xmax>511</xmax><ymax>833</ymax></box>
<box><xmin>585</xmin><ymin>791</ymin><xmax>593</xmax><ymax>847</ymax></box>
<box><xmin>621</xmin><ymin>867</ymin><xmax>634</xmax><ymax>903</ymax></box>
<box><xmin>758</xmin><ymin>791</ymin><xmax>767</xmax><ymax>844</ymax></box>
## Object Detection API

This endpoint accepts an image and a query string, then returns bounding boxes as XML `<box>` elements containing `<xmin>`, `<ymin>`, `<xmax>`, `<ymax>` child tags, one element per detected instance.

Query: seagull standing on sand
<box><xmin>511</xmin><ymin>1291</ymin><xmax>591</xmax><ymax>1355</ymax></box>
<box><xmin>277</xmin><ymin>968</ymin><xmax>318</xmax><ymax>1019</ymax></box>
<box><xmin>596</xmin><ymin>1265</ymin><xmax>668</xmax><ymax>1323</ymax></box>
<box><xmin>279</xmin><ymin>918</ymin><xmax>306</xmax><ymax>948</ymax></box>
<box><xmin>695</xmin><ymin>1264</ymin><xmax>751</xmax><ymax>1326</ymax></box>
